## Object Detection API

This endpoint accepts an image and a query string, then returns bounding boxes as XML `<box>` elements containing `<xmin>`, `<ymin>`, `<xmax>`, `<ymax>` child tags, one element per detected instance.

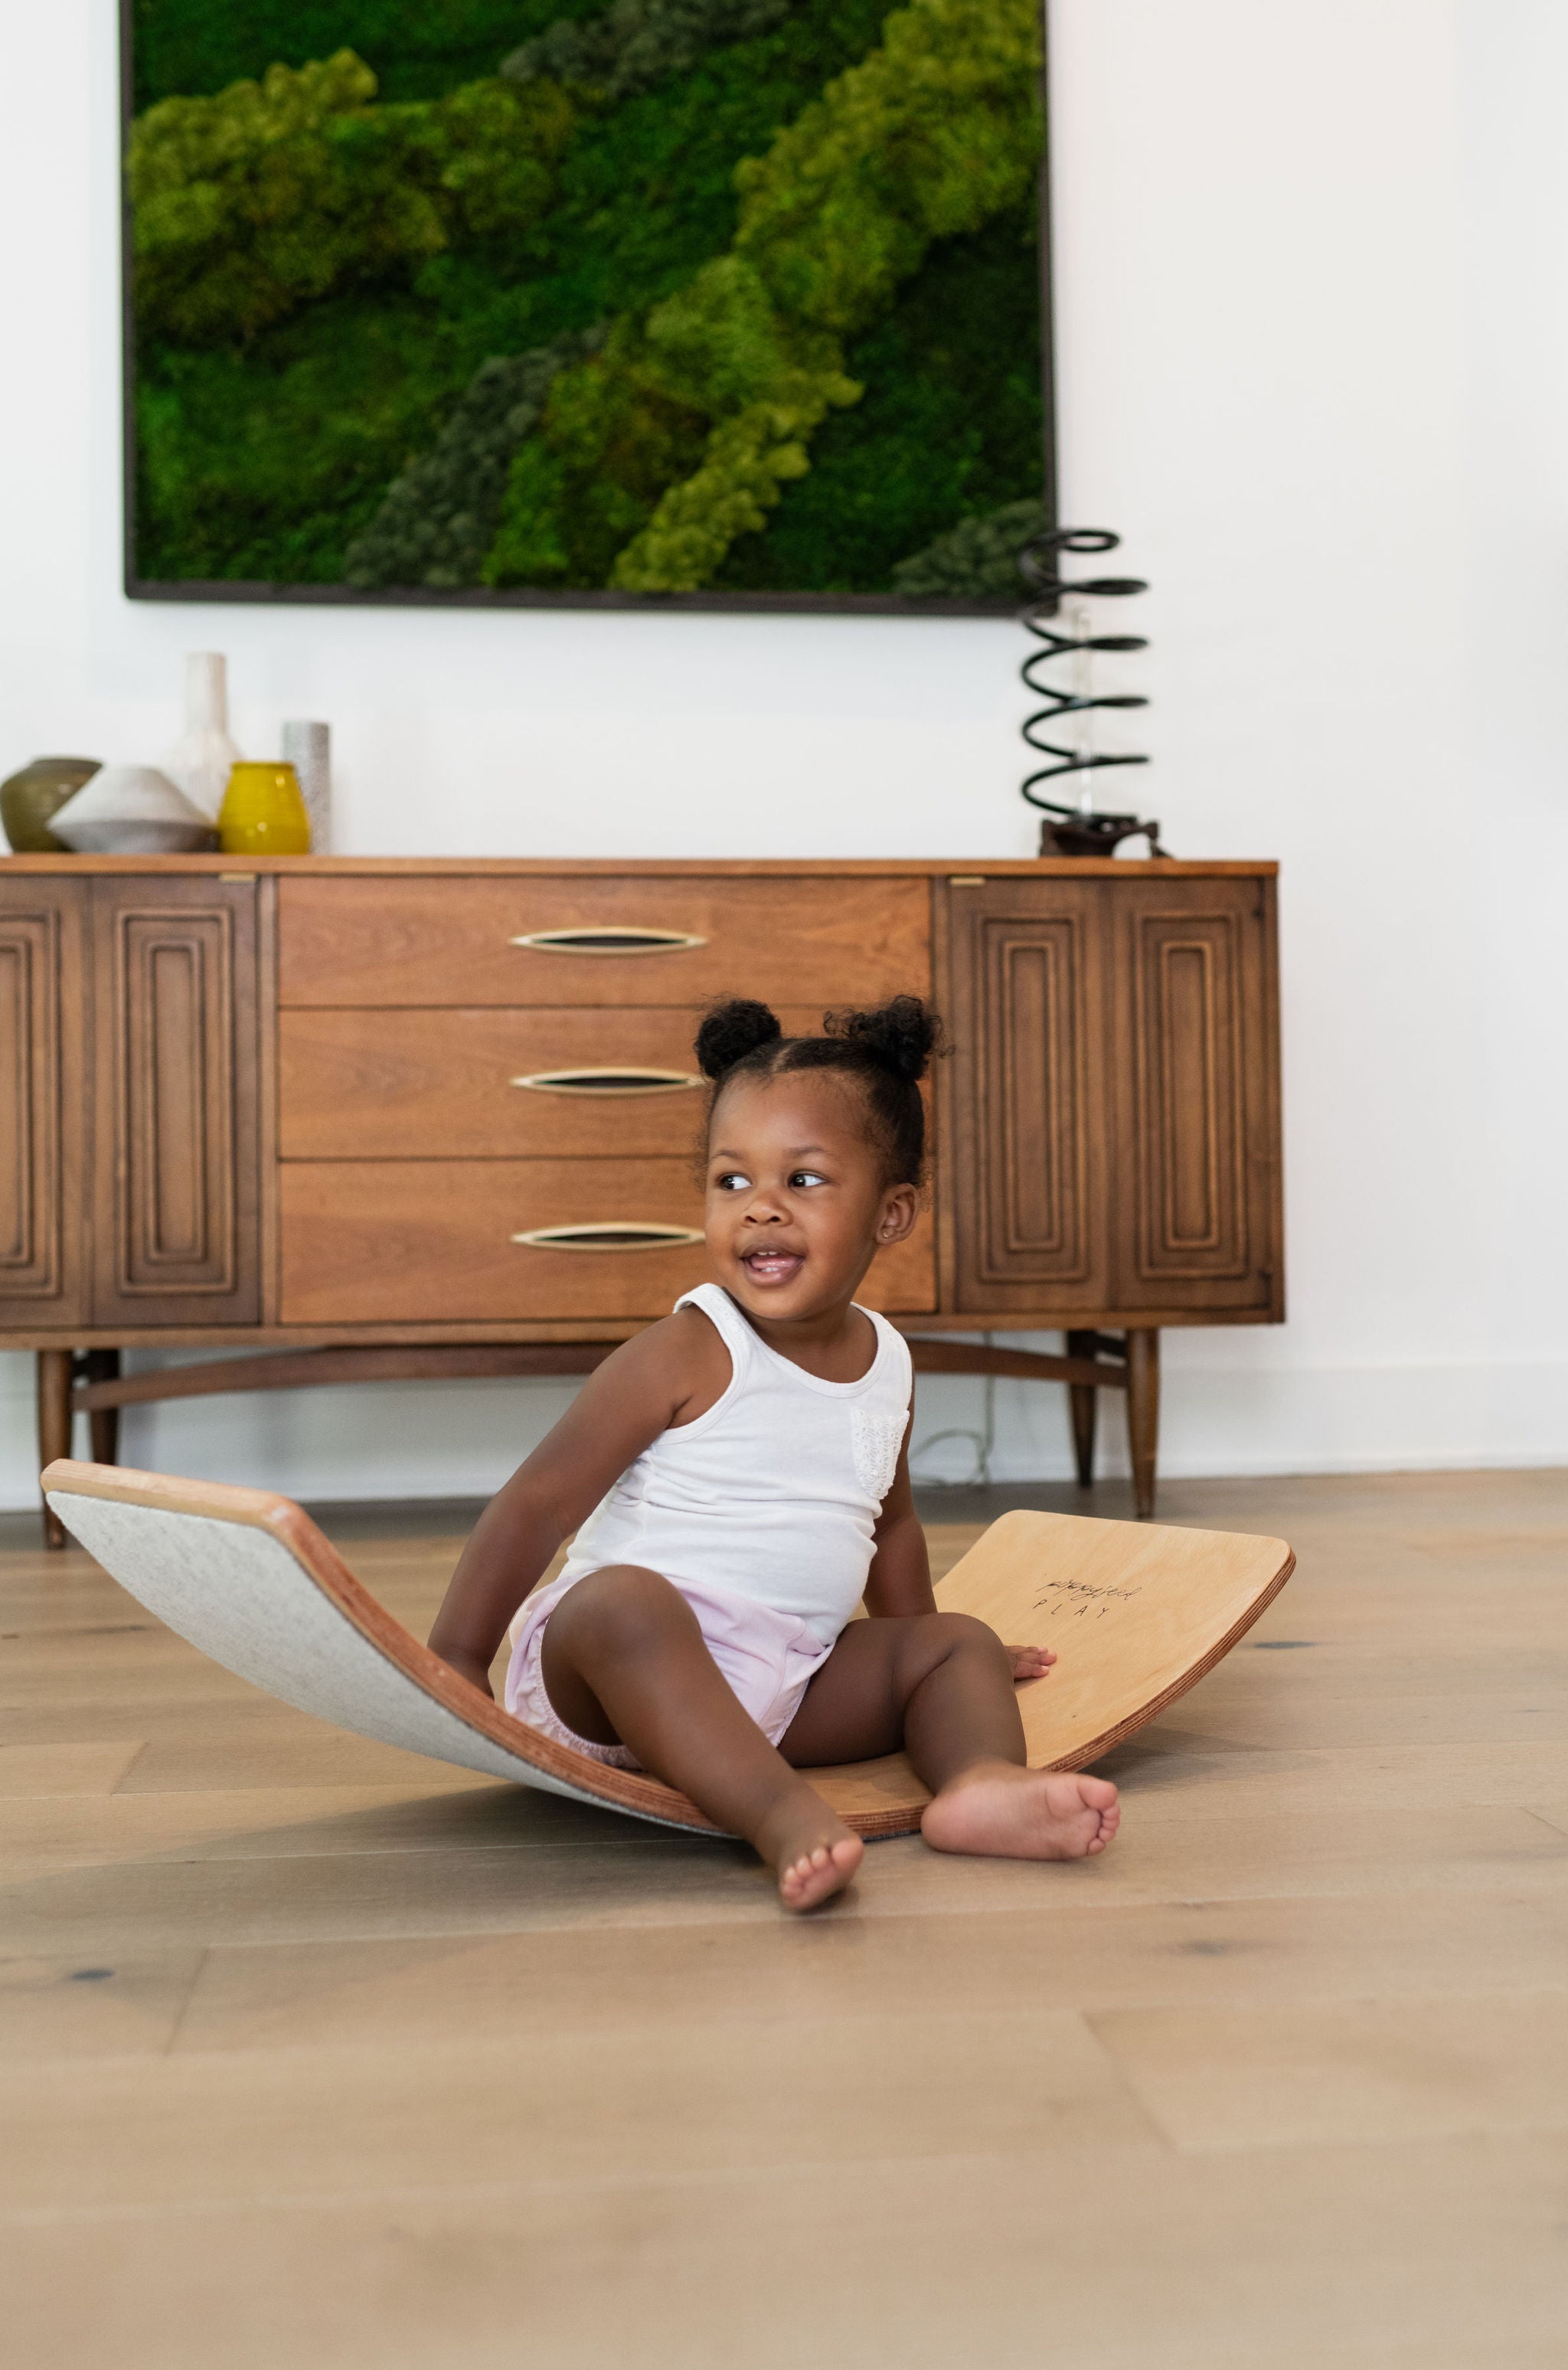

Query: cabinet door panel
<box><xmin>1109</xmin><ymin>879</ymin><xmax>1280</xmax><ymax>1312</ymax></box>
<box><xmin>90</xmin><ymin>878</ymin><xmax>260</xmax><ymax>1326</ymax></box>
<box><xmin>946</xmin><ymin>881</ymin><xmax>1111</xmax><ymax>1315</ymax></box>
<box><xmin>0</xmin><ymin>881</ymin><xmax>85</xmax><ymax>1316</ymax></box>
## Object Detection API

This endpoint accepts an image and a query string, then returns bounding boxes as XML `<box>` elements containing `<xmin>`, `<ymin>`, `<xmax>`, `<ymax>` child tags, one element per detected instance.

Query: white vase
<box><xmin>51</xmin><ymin>766</ymin><xmax>214</xmax><ymax>854</ymax></box>
<box><xmin>282</xmin><ymin>720</ymin><xmax>332</xmax><ymax>853</ymax></box>
<box><xmin>167</xmin><ymin>652</ymin><xmax>241</xmax><ymax>821</ymax></box>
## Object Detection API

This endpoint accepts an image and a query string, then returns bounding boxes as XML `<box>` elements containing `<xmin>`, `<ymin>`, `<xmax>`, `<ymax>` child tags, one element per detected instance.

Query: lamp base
<box><xmin>1038</xmin><ymin>812</ymin><xmax>1168</xmax><ymax>858</ymax></box>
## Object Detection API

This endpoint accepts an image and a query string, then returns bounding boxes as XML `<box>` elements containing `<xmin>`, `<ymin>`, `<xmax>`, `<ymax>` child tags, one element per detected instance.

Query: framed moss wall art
<box><xmin>121</xmin><ymin>0</ymin><xmax>1055</xmax><ymax>612</ymax></box>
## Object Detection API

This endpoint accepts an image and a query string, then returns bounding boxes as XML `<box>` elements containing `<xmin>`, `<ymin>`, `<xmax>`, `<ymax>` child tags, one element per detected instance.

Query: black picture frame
<box><xmin>119</xmin><ymin>0</ymin><xmax>1056</xmax><ymax>617</ymax></box>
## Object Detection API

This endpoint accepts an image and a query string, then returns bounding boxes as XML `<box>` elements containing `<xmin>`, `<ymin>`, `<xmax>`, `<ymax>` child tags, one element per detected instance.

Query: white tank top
<box><xmin>557</xmin><ymin>1283</ymin><xmax>913</xmax><ymax>1648</ymax></box>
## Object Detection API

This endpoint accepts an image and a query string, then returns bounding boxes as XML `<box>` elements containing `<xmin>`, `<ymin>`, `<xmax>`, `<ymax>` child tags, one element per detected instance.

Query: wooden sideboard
<box><xmin>0</xmin><ymin>857</ymin><xmax>1282</xmax><ymax>1543</ymax></box>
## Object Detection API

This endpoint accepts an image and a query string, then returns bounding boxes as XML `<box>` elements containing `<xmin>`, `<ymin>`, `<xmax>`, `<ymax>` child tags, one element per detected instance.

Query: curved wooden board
<box><xmin>42</xmin><ymin>1463</ymin><xmax>1292</xmax><ymax>1841</ymax></box>
<box><xmin>43</xmin><ymin>1460</ymin><xmax>724</xmax><ymax>1838</ymax></box>
<box><xmin>801</xmin><ymin>1509</ymin><xmax>1295</xmax><ymax>1819</ymax></box>
<box><xmin>943</xmin><ymin>1506</ymin><xmax>1295</xmax><ymax>1770</ymax></box>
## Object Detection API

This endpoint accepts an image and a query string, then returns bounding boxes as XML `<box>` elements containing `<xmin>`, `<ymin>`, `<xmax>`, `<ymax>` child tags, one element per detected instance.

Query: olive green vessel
<box><xmin>1</xmin><ymin>757</ymin><xmax>102</xmax><ymax>852</ymax></box>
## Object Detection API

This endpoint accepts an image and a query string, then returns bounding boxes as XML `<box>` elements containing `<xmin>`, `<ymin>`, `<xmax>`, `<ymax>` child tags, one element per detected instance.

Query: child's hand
<box><xmin>1008</xmin><ymin>1643</ymin><xmax>1056</xmax><ymax>1684</ymax></box>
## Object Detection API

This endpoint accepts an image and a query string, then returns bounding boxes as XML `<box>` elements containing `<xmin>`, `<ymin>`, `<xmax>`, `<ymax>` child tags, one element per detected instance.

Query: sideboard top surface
<box><xmin>0</xmin><ymin>855</ymin><xmax>1277</xmax><ymax>878</ymax></box>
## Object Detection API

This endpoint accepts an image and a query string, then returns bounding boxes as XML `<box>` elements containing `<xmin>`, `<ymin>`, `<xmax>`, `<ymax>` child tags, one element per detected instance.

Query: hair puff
<box><xmin>823</xmin><ymin>995</ymin><xmax>940</xmax><ymax>1084</ymax></box>
<box><xmin>694</xmin><ymin>998</ymin><xmax>783</xmax><ymax>1082</ymax></box>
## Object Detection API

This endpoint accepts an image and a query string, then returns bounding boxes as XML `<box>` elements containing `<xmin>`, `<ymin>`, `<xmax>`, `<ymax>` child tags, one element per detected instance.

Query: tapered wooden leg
<box><xmin>1066</xmin><ymin>1329</ymin><xmax>1098</xmax><ymax>1489</ymax></box>
<box><xmin>1126</xmin><ymin>1328</ymin><xmax>1160</xmax><ymax>1521</ymax></box>
<box><xmin>37</xmin><ymin>1349</ymin><xmax>74</xmax><ymax>1551</ymax></box>
<box><xmin>83</xmin><ymin>1348</ymin><xmax>122</xmax><ymax>1466</ymax></box>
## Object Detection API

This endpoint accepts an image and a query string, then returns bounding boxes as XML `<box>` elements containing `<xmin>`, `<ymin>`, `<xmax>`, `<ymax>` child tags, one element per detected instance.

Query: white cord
<box><xmin>910</xmin><ymin>1338</ymin><xmax>996</xmax><ymax>1489</ymax></box>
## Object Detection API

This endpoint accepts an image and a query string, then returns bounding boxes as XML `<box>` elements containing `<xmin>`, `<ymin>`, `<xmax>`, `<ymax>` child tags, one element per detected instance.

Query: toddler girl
<box><xmin>428</xmin><ymin>994</ymin><xmax>1119</xmax><ymax>1911</ymax></box>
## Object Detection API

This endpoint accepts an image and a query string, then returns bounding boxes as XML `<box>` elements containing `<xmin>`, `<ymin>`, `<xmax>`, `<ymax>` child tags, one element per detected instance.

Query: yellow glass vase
<box><xmin>217</xmin><ymin>762</ymin><xmax>312</xmax><ymax>855</ymax></box>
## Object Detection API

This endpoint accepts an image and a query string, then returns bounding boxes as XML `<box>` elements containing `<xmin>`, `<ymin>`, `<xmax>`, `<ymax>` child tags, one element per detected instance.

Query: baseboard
<box><xmin>2</xmin><ymin>1345</ymin><xmax>1564</xmax><ymax>1510</ymax></box>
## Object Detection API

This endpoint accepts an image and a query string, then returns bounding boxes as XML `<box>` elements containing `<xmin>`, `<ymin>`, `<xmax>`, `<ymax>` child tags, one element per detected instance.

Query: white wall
<box><xmin>2</xmin><ymin>0</ymin><xmax>1565</xmax><ymax>1505</ymax></box>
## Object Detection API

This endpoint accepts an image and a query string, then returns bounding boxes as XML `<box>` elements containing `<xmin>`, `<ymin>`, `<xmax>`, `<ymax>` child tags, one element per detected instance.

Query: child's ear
<box><xmin>875</xmin><ymin>1183</ymin><xmax>919</xmax><ymax>1245</ymax></box>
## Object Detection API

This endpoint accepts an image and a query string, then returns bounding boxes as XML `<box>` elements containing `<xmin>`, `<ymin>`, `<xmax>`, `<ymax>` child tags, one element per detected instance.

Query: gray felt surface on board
<box><xmin>46</xmin><ymin>1491</ymin><xmax>704</xmax><ymax>1831</ymax></box>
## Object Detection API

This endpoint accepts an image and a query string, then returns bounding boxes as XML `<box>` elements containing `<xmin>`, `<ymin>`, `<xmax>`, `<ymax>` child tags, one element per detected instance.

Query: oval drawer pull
<box><xmin>510</xmin><ymin>1067</ymin><xmax>704</xmax><ymax>1098</ymax></box>
<box><xmin>511</xmin><ymin>1221</ymin><xmax>706</xmax><ymax>1253</ymax></box>
<box><xmin>508</xmin><ymin>926</ymin><xmax>707</xmax><ymax>956</ymax></box>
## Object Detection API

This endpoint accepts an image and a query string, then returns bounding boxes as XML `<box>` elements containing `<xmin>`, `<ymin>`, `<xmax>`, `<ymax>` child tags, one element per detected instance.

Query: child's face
<box><xmin>703</xmin><ymin>1071</ymin><xmax>918</xmax><ymax>1326</ymax></box>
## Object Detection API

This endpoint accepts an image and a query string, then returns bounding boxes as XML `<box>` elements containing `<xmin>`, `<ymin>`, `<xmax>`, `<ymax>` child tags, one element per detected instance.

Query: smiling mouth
<box><xmin>740</xmin><ymin>1247</ymin><xmax>805</xmax><ymax>1285</ymax></box>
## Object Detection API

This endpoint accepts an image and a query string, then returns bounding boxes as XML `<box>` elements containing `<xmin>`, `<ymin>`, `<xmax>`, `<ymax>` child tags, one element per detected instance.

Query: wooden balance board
<box><xmin>42</xmin><ymin>1459</ymin><xmax>1294</xmax><ymax>1840</ymax></box>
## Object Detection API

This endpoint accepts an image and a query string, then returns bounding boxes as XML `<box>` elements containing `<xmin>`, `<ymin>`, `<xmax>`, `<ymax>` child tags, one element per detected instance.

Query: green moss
<box><xmin>606</xmin><ymin>0</ymin><xmax>1042</xmax><ymax>587</ymax></box>
<box><xmin>127</xmin><ymin>0</ymin><xmax>1047</xmax><ymax>597</ymax></box>
<box><xmin>501</xmin><ymin>0</ymin><xmax>894</xmax><ymax>335</ymax></box>
<box><xmin>888</xmin><ymin>497</ymin><xmax>1044</xmax><ymax>600</ymax></box>
<box><xmin>502</xmin><ymin>0</ymin><xmax>793</xmax><ymax>102</ymax></box>
<box><xmin>479</xmin><ymin>440</ymin><xmax>574</xmax><ymax>580</ymax></box>
<box><xmin>135</xmin><ymin>292</ymin><xmax>475</xmax><ymax>582</ymax></box>
<box><xmin>132</xmin><ymin>0</ymin><xmax>895</xmax><ymax>584</ymax></box>
<box><xmin>130</xmin><ymin>55</ymin><xmax>575</xmax><ymax>346</ymax></box>
<box><xmin>131</xmin><ymin>0</ymin><xmax>605</xmax><ymax>108</ymax></box>
<box><xmin>714</xmin><ymin>204</ymin><xmax>1043</xmax><ymax>593</ymax></box>
<box><xmin>487</xmin><ymin>323</ymin><xmax>712</xmax><ymax>585</ymax></box>
<box><xmin>344</xmin><ymin>331</ymin><xmax>600</xmax><ymax>587</ymax></box>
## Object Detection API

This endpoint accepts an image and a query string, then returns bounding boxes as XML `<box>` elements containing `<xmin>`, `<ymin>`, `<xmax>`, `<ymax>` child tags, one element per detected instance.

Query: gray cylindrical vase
<box><xmin>281</xmin><ymin>721</ymin><xmax>331</xmax><ymax>853</ymax></box>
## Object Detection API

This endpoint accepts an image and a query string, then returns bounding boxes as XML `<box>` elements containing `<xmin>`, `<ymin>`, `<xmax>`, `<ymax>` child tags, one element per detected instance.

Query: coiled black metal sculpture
<box><xmin>1019</xmin><ymin>526</ymin><xmax>1166</xmax><ymax>856</ymax></box>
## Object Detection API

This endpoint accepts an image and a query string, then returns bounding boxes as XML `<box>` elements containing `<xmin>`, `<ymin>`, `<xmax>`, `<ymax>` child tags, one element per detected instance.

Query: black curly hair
<box><xmin>694</xmin><ymin>995</ymin><xmax>944</xmax><ymax>1187</ymax></box>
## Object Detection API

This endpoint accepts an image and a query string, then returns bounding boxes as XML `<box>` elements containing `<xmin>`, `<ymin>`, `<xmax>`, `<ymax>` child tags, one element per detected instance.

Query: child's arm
<box><xmin>426</xmin><ymin>1309</ymin><xmax>726</xmax><ymax>1698</ymax></box>
<box><xmin>863</xmin><ymin>1416</ymin><xmax>1055</xmax><ymax>1684</ymax></box>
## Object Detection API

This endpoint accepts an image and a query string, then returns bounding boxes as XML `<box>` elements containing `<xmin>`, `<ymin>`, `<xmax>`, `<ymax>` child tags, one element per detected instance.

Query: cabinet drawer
<box><xmin>279</xmin><ymin>878</ymin><xmax>930</xmax><ymax>1008</ymax></box>
<box><xmin>280</xmin><ymin>1160</ymin><xmax>935</xmax><ymax>1323</ymax></box>
<box><xmin>279</xmin><ymin>1005</ymin><xmax>824</xmax><ymax>1159</ymax></box>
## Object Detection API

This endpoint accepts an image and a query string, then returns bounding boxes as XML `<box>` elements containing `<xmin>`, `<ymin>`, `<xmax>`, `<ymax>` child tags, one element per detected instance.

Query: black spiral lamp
<box><xmin>1019</xmin><ymin>527</ymin><xmax>1167</xmax><ymax>856</ymax></box>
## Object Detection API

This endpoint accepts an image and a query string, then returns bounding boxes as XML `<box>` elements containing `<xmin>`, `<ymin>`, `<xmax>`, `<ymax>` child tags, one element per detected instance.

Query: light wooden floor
<box><xmin>5</xmin><ymin>1468</ymin><xmax>1568</xmax><ymax>2369</ymax></box>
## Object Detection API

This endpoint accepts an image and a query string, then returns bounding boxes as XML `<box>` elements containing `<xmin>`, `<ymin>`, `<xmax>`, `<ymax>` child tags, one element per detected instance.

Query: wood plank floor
<box><xmin>5</xmin><ymin>1467</ymin><xmax>1568</xmax><ymax>2368</ymax></box>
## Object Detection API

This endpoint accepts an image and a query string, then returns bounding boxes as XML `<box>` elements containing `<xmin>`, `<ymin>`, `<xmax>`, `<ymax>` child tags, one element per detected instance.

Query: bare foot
<box><xmin>759</xmin><ymin>1797</ymin><xmax>864</xmax><ymax>1912</ymax></box>
<box><xmin>920</xmin><ymin>1763</ymin><xmax>1120</xmax><ymax>1862</ymax></box>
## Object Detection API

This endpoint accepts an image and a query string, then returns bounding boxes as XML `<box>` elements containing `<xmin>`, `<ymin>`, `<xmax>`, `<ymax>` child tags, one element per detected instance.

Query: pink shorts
<box><xmin>505</xmin><ymin>1567</ymin><xmax>834</xmax><ymax>1770</ymax></box>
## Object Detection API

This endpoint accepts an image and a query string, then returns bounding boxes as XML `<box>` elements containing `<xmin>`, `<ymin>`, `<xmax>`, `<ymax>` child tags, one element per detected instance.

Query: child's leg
<box><xmin>540</xmin><ymin>1564</ymin><xmax>863</xmax><ymax>1911</ymax></box>
<box><xmin>779</xmin><ymin>1613</ymin><xmax>1119</xmax><ymax>1861</ymax></box>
